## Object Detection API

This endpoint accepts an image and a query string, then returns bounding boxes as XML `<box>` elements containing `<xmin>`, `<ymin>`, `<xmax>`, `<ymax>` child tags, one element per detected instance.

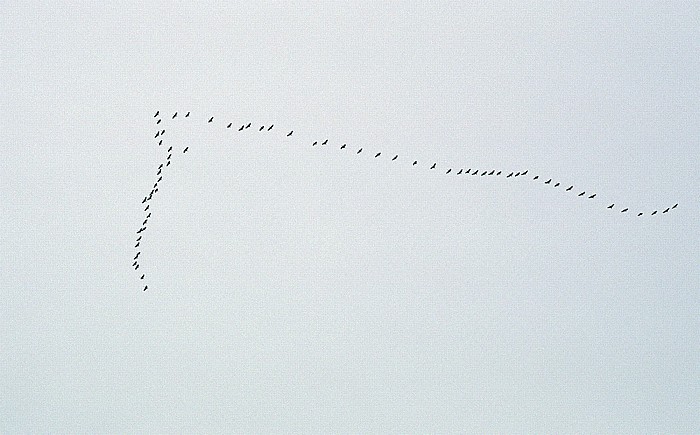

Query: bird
<box><xmin>392</xmin><ymin>155</ymin><xmax>398</xmax><ymax>161</ymax></box>
<box><xmin>135</xmin><ymin>242</ymin><xmax>139</xmax><ymax>248</ymax></box>
<box><xmin>183</xmin><ymin>147</ymin><xmax>188</xmax><ymax>153</ymax></box>
<box><xmin>159</xmin><ymin>140</ymin><xmax>162</xmax><ymax>146</ymax></box>
<box><xmin>144</xmin><ymin>205</ymin><xmax>149</xmax><ymax>211</ymax></box>
<box><xmin>227</xmin><ymin>123</ymin><xmax>232</xmax><ymax>128</ymax></box>
<box><xmin>142</xmin><ymin>197</ymin><xmax>147</xmax><ymax>204</ymax></box>
<box><xmin>166</xmin><ymin>161</ymin><xmax>170</xmax><ymax>166</ymax></box>
<box><xmin>488</xmin><ymin>170</ymin><xmax>494</xmax><ymax>175</ymax></box>
<box><xmin>446</xmin><ymin>169</ymin><xmax>452</xmax><ymax>174</ymax></box>
<box><xmin>607</xmin><ymin>204</ymin><xmax>614</xmax><ymax>209</ymax></box>
<box><xmin>135</xmin><ymin>264</ymin><xmax>139</xmax><ymax>270</ymax></box>
<box><xmin>588</xmin><ymin>194</ymin><xmax>596</xmax><ymax>199</ymax></box>
<box><xmin>638</xmin><ymin>213</ymin><xmax>643</xmax><ymax>216</ymax></box>
<box><xmin>287</xmin><ymin>130</ymin><xmax>293</xmax><ymax>136</ymax></box>
<box><xmin>457</xmin><ymin>169</ymin><xmax>462</xmax><ymax>174</ymax></box>
<box><xmin>651</xmin><ymin>210</ymin><xmax>657</xmax><ymax>215</ymax></box>
<box><xmin>322</xmin><ymin>139</ymin><xmax>328</xmax><ymax>145</ymax></box>
<box><xmin>157</xmin><ymin>169</ymin><xmax>161</xmax><ymax>175</ymax></box>
<box><xmin>246</xmin><ymin>123</ymin><xmax>251</xmax><ymax>128</ymax></box>
<box><xmin>185</xmin><ymin>112</ymin><xmax>190</xmax><ymax>117</ymax></box>
<box><xmin>578</xmin><ymin>191</ymin><xmax>585</xmax><ymax>196</ymax></box>
<box><xmin>146</xmin><ymin>213</ymin><xmax>151</xmax><ymax>218</ymax></box>
<box><xmin>168</xmin><ymin>146</ymin><xmax>172</xmax><ymax>152</ymax></box>
<box><xmin>154</xmin><ymin>188</ymin><xmax>158</xmax><ymax>193</ymax></box>
<box><xmin>554</xmin><ymin>183</ymin><xmax>560</xmax><ymax>187</ymax></box>
<box><xmin>515</xmin><ymin>172</ymin><xmax>520</xmax><ymax>177</ymax></box>
<box><xmin>161</xmin><ymin>129</ymin><xmax>165</xmax><ymax>135</ymax></box>
<box><xmin>340</xmin><ymin>144</ymin><xmax>346</xmax><ymax>149</ymax></box>
<box><xmin>566</xmin><ymin>186</ymin><xmax>573</xmax><ymax>191</ymax></box>
<box><xmin>621</xmin><ymin>208</ymin><xmax>628</xmax><ymax>213</ymax></box>
<box><xmin>268</xmin><ymin>125</ymin><xmax>273</xmax><ymax>131</ymax></box>
<box><xmin>312</xmin><ymin>141</ymin><xmax>317</xmax><ymax>146</ymax></box>
<box><xmin>522</xmin><ymin>170</ymin><xmax>528</xmax><ymax>176</ymax></box>
<box><xmin>208</xmin><ymin>117</ymin><xmax>214</xmax><ymax>123</ymax></box>
<box><xmin>472</xmin><ymin>170</ymin><xmax>478</xmax><ymax>176</ymax></box>
<box><xmin>481</xmin><ymin>171</ymin><xmax>487</xmax><ymax>176</ymax></box>
<box><xmin>143</xmin><ymin>219</ymin><xmax>148</xmax><ymax>225</ymax></box>
<box><xmin>545</xmin><ymin>179</ymin><xmax>551</xmax><ymax>184</ymax></box>
<box><xmin>239</xmin><ymin>125</ymin><xmax>244</xmax><ymax>131</ymax></box>
<box><xmin>533</xmin><ymin>175</ymin><xmax>539</xmax><ymax>180</ymax></box>
<box><xmin>167</xmin><ymin>154</ymin><xmax>172</xmax><ymax>159</ymax></box>
<box><xmin>497</xmin><ymin>171</ymin><xmax>502</xmax><ymax>175</ymax></box>
<box><xmin>132</xmin><ymin>261</ymin><xmax>137</xmax><ymax>266</ymax></box>
<box><xmin>172</xmin><ymin>112</ymin><xmax>177</xmax><ymax>119</ymax></box>
<box><xmin>134</xmin><ymin>252</ymin><xmax>140</xmax><ymax>259</ymax></box>
<box><xmin>137</xmin><ymin>235</ymin><xmax>142</xmax><ymax>241</ymax></box>
<box><xmin>155</xmin><ymin>131</ymin><xmax>159</xmax><ymax>138</ymax></box>
<box><xmin>154</xmin><ymin>111</ymin><xmax>159</xmax><ymax>117</ymax></box>
<box><xmin>507</xmin><ymin>172</ymin><xmax>513</xmax><ymax>178</ymax></box>
<box><xmin>357</xmin><ymin>148</ymin><xmax>363</xmax><ymax>154</ymax></box>
<box><xmin>157</xmin><ymin>176</ymin><xmax>162</xmax><ymax>182</ymax></box>
<box><xmin>413</xmin><ymin>161</ymin><xmax>418</xmax><ymax>165</ymax></box>
<box><xmin>672</xmin><ymin>203</ymin><xmax>678</xmax><ymax>209</ymax></box>
<box><xmin>431</xmin><ymin>163</ymin><xmax>436</xmax><ymax>169</ymax></box>
<box><xmin>159</xmin><ymin>163</ymin><xmax>163</xmax><ymax>168</ymax></box>
<box><xmin>375</xmin><ymin>153</ymin><xmax>381</xmax><ymax>158</ymax></box>
<box><xmin>466</xmin><ymin>169</ymin><xmax>471</xmax><ymax>174</ymax></box>
<box><xmin>259</xmin><ymin>126</ymin><xmax>264</xmax><ymax>131</ymax></box>
<box><xmin>663</xmin><ymin>208</ymin><xmax>669</xmax><ymax>213</ymax></box>
<box><xmin>157</xmin><ymin>119</ymin><xmax>161</xmax><ymax>124</ymax></box>
<box><xmin>143</xmin><ymin>285</ymin><xmax>147</xmax><ymax>291</ymax></box>
<box><xmin>141</xmin><ymin>274</ymin><xmax>145</xmax><ymax>279</ymax></box>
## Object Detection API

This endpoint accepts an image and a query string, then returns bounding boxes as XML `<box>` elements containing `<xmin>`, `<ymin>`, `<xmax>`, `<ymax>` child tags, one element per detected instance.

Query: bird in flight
<box><xmin>607</xmin><ymin>203</ymin><xmax>614</xmax><ymax>209</ymax></box>
<box><xmin>489</xmin><ymin>170</ymin><xmax>495</xmax><ymax>175</ymax></box>
<box><xmin>621</xmin><ymin>208</ymin><xmax>628</xmax><ymax>213</ymax></box>
<box><xmin>457</xmin><ymin>169</ymin><xmax>462</xmax><ymax>174</ymax></box>
<box><xmin>155</xmin><ymin>131</ymin><xmax>159</xmax><ymax>138</ymax></box>
<box><xmin>545</xmin><ymin>179</ymin><xmax>551</xmax><ymax>184</ymax></box>
<box><xmin>465</xmin><ymin>169</ymin><xmax>471</xmax><ymax>174</ymax></box>
<box><xmin>446</xmin><ymin>168</ymin><xmax>452</xmax><ymax>174</ymax></box>
<box><xmin>638</xmin><ymin>213</ymin><xmax>643</xmax><ymax>216</ymax></box>
<box><xmin>375</xmin><ymin>152</ymin><xmax>381</xmax><ymax>158</ymax></box>
<box><xmin>185</xmin><ymin>112</ymin><xmax>190</xmax><ymax>117</ymax></box>
<box><xmin>566</xmin><ymin>186</ymin><xmax>573</xmax><ymax>191</ymax></box>
<box><xmin>430</xmin><ymin>163</ymin><xmax>436</xmax><ymax>169</ymax></box>
<box><xmin>588</xmin><ymin>194</ymin><xmax>596</xmax><ymax>199</ymax></box>
<box><xmin>157</xmin><ymin>119</ymin><xmax>161</xmax><ymax>124</ymax></box>
<box><xmin>481</xmin><ymin>171</ymin><xmax>487</xmax><ymax>176</ymax></box>
<box><xmin>554</xmin><ymin>182</ymin><xmax>560</xmax><ymax>187</ymax></box>
<box><xmin>143</xmin><ymin>285</ymin><xmax>148</xmax><ymax>291</ymax></box>
<box><xmin>172</xmin><ymin>112</ymin><xmax>177</xmax><ymax>119</ymax></box>
<box><xmin>413</xmin><ymin>161</ymin><xmax>417</xmax><ymax>165</ymax></box>
<box><xmin>663</xmin><ymin>208</ymin><xmax>670</xmax><ymax>213</ymax></box>
<box><xmin>312</xmin><ymin>141</ymin><xmax>317</xmax><ymax>146</ymax></box>
<box><xmin>672</xmin><ymin>203</ymin><xmax>678</xmax><ymax>209</ymax></box>
<box><xmin>322</xmin><ymin>139</ymin><xmax>328</xmax><ymax>145</ymax></box>
<box><xmin>651</xmin><ymin>210</ymin><xmax>657</xmax><ymax>215</ymax></box>
<box><xmin>287</xmin><ymin>130</ymin><xmax>293</xmax><ymax>136</ymax></box>
<box><xmin>246</xmin><ymin>123</ymin><xmax>251</xmax><ymax>128</ymax></box>
<box><xmin>183</xmin><ymin>147</ymin><xmax>189</xmax><ymax>153</ymax></box>
<box><xmin>227</xmin><ymin>123</ymin><xmax>232</xmax><ymax>128</ymax></box>
<box><xmin>392</xmin><ymin>155</ymin><xmax>398</xmax><ymax>161</ymax></box>
<box><xmin>141</xmin><ymin>274</ymin><xmax>145</xmax><ymax>279</ymax></box>
<box><xmin>239</xmin><ymin>125</ymin><xmax>244</xmax><ymax>131</ymax></box>
<box><xmin>357</xmin><ymin>148</ymin><xmax>363</xmax><ymax>154</ymax></box>
<box><xmin>208</xmin><ymin>117</ymin><xmax>214</xmax><ymax>123</ymax></box>
<box><xmin>259</xmin><ymin>126</ymin><xmax>264</xmax><ymax>131</ymax></box>
<box><xmin>340</xmin><ymin>144</ymin><xmax>346</xmax><ymax>149</ymax></box>
<box><xmin>268</xmin><ymin>125</ymin><xmax>273</xmax><ymax>131</ymax></box>
<box><xmin>522</xmin><ymin>170</ymin><xmax>528</xmax><ymax>176</ymax></box>
<box><xmin>154</xmin><ymin>111</ymin><xmax>159</xmax><ymax>117</ymax></box>
<box><xmin>578</xmin><ymin>191</ymin><xmax>585</xmax><ymax>196</ymax></box>
<box><xmin>497</xmin><ymin>171</ymin><xmax>502</xmax><ymax>176</ymax></box>
<box><xmin>514</xmin><ymin>172</ymin><xmax>520</xmax><ymax>177</ymax></box>
<box><xmin>507</xmin><ymin>172</ymin><xmax>513</xmax><ymax>178</ymax></box>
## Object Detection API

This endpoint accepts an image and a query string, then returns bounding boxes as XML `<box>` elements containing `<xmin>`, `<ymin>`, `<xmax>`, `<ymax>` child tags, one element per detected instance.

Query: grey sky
<box><xmin>1</xmin><ymin>2</ymin><xmax>698</xmax><ymax>433</ymax></box>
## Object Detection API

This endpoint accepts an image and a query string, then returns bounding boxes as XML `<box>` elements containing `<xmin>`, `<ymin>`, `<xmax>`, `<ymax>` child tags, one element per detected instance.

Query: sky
<box><xmin>0</xmin><ymin>2</ymin><xmax>698</xmax><ymax>433</ymax></box>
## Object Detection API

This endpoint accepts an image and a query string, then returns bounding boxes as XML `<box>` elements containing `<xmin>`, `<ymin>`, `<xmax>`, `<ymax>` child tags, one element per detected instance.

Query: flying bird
<box><xmin>638</xmin><ymin>213</ymin><xmax>643</xmax><ymax>216</ymax></box>
<box><xmin>134</xmin><ymin>252</ymin><xmax>140</xmax><ymax>259</ymax></box>
<box><xmin>157</xmin><ymin>176</ymin><xmax>162</xmax><ymax>182</ymax></box>
<box><xmin>578</xmin><ymin>191</ymin><xmax>585</xmax><ymax>196</ymax></box>
<box><xmin>607</xmin><ymin>204</ymin><xmax>614</xmax><ymax>209</ymax></box>
<box><xmin>340</xmin><ymin>144</ymin><xmax>346</xmax><ymax>149</ymax></box>
<box><xmin>651</xmin><ymin>210</ymin><xmax>657</xmax><ymax>215</ymax></box>
<box><xmin>621</xmin><ymin>208</ymin><xmax>628</xmax><ymax>213</ymax></box>
<box><xmin>268</xmin><ymin>125</ymin><xmax>273</xmax><ymax>131</ymax></box>
<box><xmin>545</xmin><ymin>179</ymin><xmax>551</xmax><ymax>184</ymax></box>
<box><xmin>246</xmin><ymin>123</ymin><xmax>251</xmax><ymax>128</ymax></box>
<box><xmin>168</xmin><ymin>146</ymin><xmax>172</xmax><ymax>152</ymax></box>
<box><xmin>457</xmin><ymin>169</ymin><xmax>462</xmax><ymax>174</ymax></box>
<box><xmin>172</xmin><ymin>112</ymin><xmax>177</xmax><ymax>119</ymax></box>
<box><xmin>135</xmin><ymin>242</ymin><xmax>139</xmax><ymax>248</ymax></box>
<box><xmin>375</xmin><ymin>153</ymin><xmax>381</xmax><ymax>158</ymax></box>
<box><xmin>481</xmin><ymin>171</ymin><xmax>487</xmax><ymax>176</ymax></box>
<box><xmin>663</xmin><ymin>208</ymin><xmax>669</xmax><ymax>213</ymax></box>
<box><xmin>507</xmin><ymin>172</ymin><xmax>513</xmax><ymax>178</ymax></box>
<box><xmin>430</xmin><ymin>163</ymin><xmax>436</xmax><ymax>169</ymax></box>
<box><xmin>446</xmin><ymin>169</ymin><xmax>451</xmax><ymax>174</ymax></box>
<box><xmin>672</xmin><ymin>203</ymin><xmax>678</xmax><ymax>209</ymax></box>
<box><xmin>357</xmin><ymin>148</ymin><xmax>363</xmax><ymax>154</ymax></box>
<box><xmin>141</xmin><ymin>274</ymin><xmax>145</xmax><ymax>279</ymax></box>
<box><xmin>142</xmin><ymin>197</ymin><xmax>147</xmax><ymax>204</ymax></box>
<box><xmin>161</xmin><ymin>130</ymin><xmax>165</xmax><ymax>135</ymax></box>
<box><xmin>143</xmin><ymin>285</ymin><xmax>147</xmax><ymax>291</ymax></box>
<box><xmin>488</xmin><ymin>170</ymin><xmax>494</xmax><ymax>175</ymax></box>
<box><xmin>259</xmin><ymin>126</ymin><xmax>264</xmax><ymax>131</ymax></box>
<box><xmin>183</xmin><ymin>147</ymin><xmax>188</xmax><ymax>153</ymax></box>
<box><xmin>312</xmin><ymin>141</ymin><xmax>317</xmax><ymax>146</ymax></box>
<box><xmin>159</xmin><ymin>140</ymin><xmax>162</xmax><ymax>146</ymax></box>
<box><xmin>522</xmin><ymin>170</ymin><xmax>528</xmax><ymax>175</ymax></box>
<box><xmin>166</xmin><ymin>161</ymin><xmax>170</xmax><ymax>166</ymax></box>
<box><xmin>472</xmin><ymin>171</ymin><xmax>478</xmax><ymax>175</ymax></box>
<box><xmin>132</xmin><ymin>261</ymin><xmax>137</xmax><ymax>266</ymax></box>
<box><xmin>239</xmin><ymin>125</ymin><xmax>244</xmax><ymax>131</ymax></box>
<box><xmin>137</xmin><ymin>236</ymin><xmax>142</xmax><ymax>241</ymax></box>
<box><xmin>554</xmin><ymin>183</ymin><xmax>560</xmax><ymax>187</ymax></box>
<box><xmin>287</xmin><ymin>130</ymin><xmax>293</xmax><ymax>136</ymax></box>
<box><xmin>227</xmin><ymin>123</ymin><xmax>232</xmax><ymax>128</ymax></box>
<box><xmin>135</xmin><ymin>264</ymin><xmax>139</xmax><ymax>270</ymax></box>
<box><xmin>144</xmin><ymin>205</ymin><xmax>149</xmax><ymax>211</ymax></box>
<box><xmin>392</xmin><ymin>155</ymin><xmax>398</xmax><ymax>161</ymax></box>
<box><xmin>155</xmin><ymin>131</ymin><xmax>159</xmax><ymax>138</ymax></box>
<box><xmin>496</xmin><ymin>171</ymin><xmax>501</xmax><ymax>175</ymax></box>
<box><xmin>322</xmin><ymin>139</ymin><xmax>328</xmax><ymax>145</ymax></box>
<box><xmin>185</xmin><ymin>112</ymin><xmax>190</xmax><ymax>117</ymax></box>
<box><xmin>154</xmin><ymin>111</ymin><xmax>159</xmax><ymax>117</ymax></box>
<box><xmin>208</xmin><ymin>117</ymin><xmax>213</xmax><ymax>123</ymax></box>
<box><xmin>413</xmin><ymin>161</ymin><xmax>417</xmax><ymax>165</ymax></box>
<box><xmin>146</xmin><ymin>213</ymin><xmax>151</xmax><ymax>218</ymax></box>
<box><xmin>515</xmin><ymin>172</ymin><xmax>520</xmax><ymax>177</ymax></box>
<box><xmin>588</xmin><ymin>194</ymin><xmax>596</xmax><ymax>199</ymax></box>
<box><xmin>566</xmin><ymin>186</ymin><xmax>573</xmax><ymax>191</ymax></box>
<box><xmin>466</xmin><ymin>169</ymin><xmax>471</xmax><ymax>174</ymax></box>
<box><xmin>533</xmin><ymin>175</ymin><xmax>539</xmax><ymax>180</ymax></box>
<box><xmin>157</xmin><ymin>119</ymin><xmax>161</xmax><ymax>124</ymax></box>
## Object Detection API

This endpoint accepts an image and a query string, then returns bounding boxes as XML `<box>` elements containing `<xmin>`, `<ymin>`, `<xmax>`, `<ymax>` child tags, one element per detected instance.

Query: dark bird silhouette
<box><xmin>135</xmin><ymin>264</ymin><xmax>139</xmax><ymax>270</ymax></box>
<box><xmin>159</xmin><ymin>140</ymin><xmax>162</xmax><ymax>146</ymax></box>
<box><xmin>144</xmin><ymin>205</ymin><xmax>149</xmax><ymax>211</ymax></box>
<box><xmin>392</xmin><ymin>155</ymin><xmax>398</xmax><ymax>161</ymax></box>
<box><xmin>515</xmin><ymin>172</ymin><xmax>520</xmax><ymax>177</ymax></box>
<box><xmin>157</xmin><ymin>119</ymin><xmax>161</xmax><ymax>124</ymax></box>
<box><xmin>322</xmin><ymin>139</ymin><xmax>328</xmax><ymax>145</ymax></box>
<box><xmin>168</xmin><ymin>146</ymin><xmax>172</xmax><ymax>152</ymax></box>
<box><xmin>663</xmin><ymin>208</ymin><xmax>669</xmax><ymax>213</ymax></box>
<box><xmin>146</xmin><ymin>213</ymin><xmax>151</xmax><ymax>218</ymax></box>
<box><xmin>672</xmin><ymin>203</ymin><xmax>678</xmax><ymax>209</ymax></box>
<box><xmin>159</xmin><ymin>163</ymin><xmax>163</xmax><ymax>168</ymax></box>
<box><xmin>141</xmin><ymin>274</ymin><xmax>145</xmax><ymax>279</ymax></box>
<box><xmin>239</xmin><ymin>125</ymin><xmax>244</xmax><ymax>131</ymax></box>
<box><xmin>638</xmin><ymin>213</ymin><xmax>643</xmax><ymax>216</ymax></box>
<box><xmin>246</xmin><ymin>123</ymin><xmax>251</xmax><ymax>128</ymax></box>
<box><xmin>154</xmin><ymin>111</ymin><xmax>159</xmax><ymax>117</ymax></box>
<box><xmin>161</xmin><ymin>130</ymin><xmax>165</xmax><ymax>135</ymax></box>
<box><xmin>287</xmin><ymin>130</ymin><xmax>293</xmax><ymax>136</ymax></box>
<box><xmin>446</xmin><ymin>169</ymin><xmax>452</xmax><ymax>174</ymax></box>
<box><xmin>133</xmin><ymin>261</ymin><xmax>137</xmax><ymax>266</ymax></box>
<box><xmin>185</xmin><ymin>112</ymin><xmax>190</xmax><ymax>117</ymax></box>
<box><xmin>167</xmin><ymin>154</ymin><xmax>171</xmax><ymax>159</ymax></box>
<box><xmin>268</xmin><ymin>125</ymin><xmax>273</xmax><ymax>131</ymax></box>
<box><xmin>208</xmin><ymin>117</ymin><xmax>214</xmax><ymax>123</ymax></box>
<box><xmin>158</xmin><ymin>176</ymin><xmax>162</xmax><ymax>182</ymax></box>
<box><xmin>651</xmin><ymin>210</ymin><xmax>657</xmax><ymax>215</ymax></box>
<box><xmin>137</xmin><ymin>235</ymin><xmax>142</xmax><ymax>241</ymax></box>
<box><xmin>134</xmin><ymin>252</ymin><xmax>140</xmax><ymax>259</ymax></box>
<box><xmin>375</xmin><ymin>153</ymin><xmax>381</xmax><ymax>158</ymax></box>
<box><xmin>533</xmin><ymin>175</ymin><xmax>539</xmax><ymax>180</ymax></box>
<box><xmin>312</xmin><ymin>141</ymin><xmax>317</xmax><ymax>146</ymax></box>
<box><xmin>183</xmin><ymin>147</ymin><xmax>188</xmax><ymax>153</ymax></box>
<box><xmin>259</xmin><ymin>126</ymin><xmax>264</xmax><ymax>131</ymax></box>
<box><xmin>413</xmin><ymin>161</ymin><xmax>417</xmax><ymax>165</ymax></box>
<box><xmin>545</xmin><ymin>179</ymin><xmax>551</xmax><ymax>184</ymax></box>
<box><xmin>588</xmin><ymin>194</ymin><xmax>596</xmax><ymax>199</ymax></box>
<box><xmin>154</xmin><ymin>188</ymin><xmax>158</xmax><ymax>193</ymax></box>
<box><xmin>465</xmin><ymin>169</ymin><xmax>471</xmax><ymax>174</ymax></box>
<box><xmin>522</xmin><ymin>170</ymin><xmax>528</xmax><ymax>176</ymax></box>
<box><xmin>578</xmin><ymin>191</ymin><xmax>585</xmax><ymax>196</ymax></box>
<box><xmin>481</xmin><ymin>171</ymin><xmax>487</xmax><ymax>176</ymax></box>
<box><xmin>431</xmin><ymin>163</ymin><xmax>436</xmax><ymax>169</ymax></box>
<box><xmin>143</xmin><ymin>219</ymin><xmax>148</xmax><ymax>225</ymax></box>
<box><xmin>554</xmin><ymin>183</ymin><xmax>560</xmax><ymax>187</ymax></box>
<box><xmin>457</xmin><ymin>169</ymin><xmax>462</xmax><ymax>174</ymax></box>
<box><xmin>507</xmin><ymin>172</ymin><xmax>513</xmax><ymax>178</ymax></box>
<box><xmin>357</xmin><ymin>148</ymin><xmax>363</xmax><ymax>154</ymax></box>
<box><xmin>340</xmin><ymin>144</ymin><xmax>346</xmax><ymax>149</ymax></box>
<box><xmin>488</xmin><ymin>170</ymin><xmax>494</xmax><ymax>175</ymax></box>
<box><xmin>621</xmin><ymin>208</ymin><xmax>628</xmax><ymax>213</ymax></box>
<box><xmin>166</xmin><ymin>161</ymin><xmax>170</xmax><ymax>166</ymax></box>
<box><xmin>607</xmin><ymin>204</ymin><xmax>614</xmax><ymax>209</ymax></box>
<box><xmin>497</xmin><ymin>171</ymin><xmax>502</xmax><ymax>176</ymax></box>
<box><xmin>155</xmin><ymin>131</ymin><xmax>159</xmax><ymax>138</ymax></box>
<box><xmin>142</xmin><ymin>197</ymin><xmax>147</xmax><ymax>204</ymax></box>
<box><xmin>135</xmin><ymin>242</ymin><xmax>139</xmax><ymax>248</ymax></box>
<box><xmin>472</xmin><ymin>170</ymin><xmax>478</xmax><ymax>176</ymax></box>
<box><xmin>227</xmin><ymin>123</ymin><xmax>232</xmax><ymax>128</ymax></box>
<box><xmin>172</xmin><ymin>112</ymin><xmax>177</xmax><ymax>119</ymax></box>
<box><xmin>566</xmin><ymin>186</ymin><xmax>573</xmax><ymax>191</ymax></box>
<box><xmin>143</xmin><ymin>285</ymin><xmax>147</xmax><ymax>291</ymax></box>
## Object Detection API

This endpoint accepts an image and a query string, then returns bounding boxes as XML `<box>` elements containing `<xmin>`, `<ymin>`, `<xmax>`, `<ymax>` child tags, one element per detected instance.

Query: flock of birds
<box><xmin>134</xmin><ymin>110</ymin><xmax>680</xmax><ymax>291</ymax></box>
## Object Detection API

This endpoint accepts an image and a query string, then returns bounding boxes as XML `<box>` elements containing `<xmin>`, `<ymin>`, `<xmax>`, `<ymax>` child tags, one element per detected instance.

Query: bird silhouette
<box><xmin>607</xmin><ymin>204</ymin><xmax>614</xmax><ymax>209</ymax></box>
<box><xmin>357</xmin><ymin>148</ymin><xmax>363</xmax><ymax>154</ymax></box>
<box><xmin>515</xmin><ymin>172</ymin><xmax>520</xmax><ymax>177</ymax></box>
<box><xmin>141</xmin><ymin>274</ymin><xmax>145</xmax><ymax>279</ymax></box>
<box><xmin>132</xmin><ymin>261</ymin><xmax>137</xmax><ymax>266</ymax></box>
<box><xmin>239</xmin><ymin>125</ymin><xmax>244</xmax><ymax>131</ymax></box>
<box><xmin>143</xmin><ymin>285</ymin><xmax>147</xmax><ymax>291</ymax></box>
<box><xmin>340</xmin><ymin>144</ymin><xmax>346</xmax><ymax>149</ymax></box>
<box><xmin>578</xmin><ymin>191</ymin><xmax>585</xmax><ymax>196</ymax></box>
<box><xmin>135</xmin><ymin>242</ymin><xmax>139</xmax><ymax>248</ymax></box>
<box><xmin>375</xmin><ymin>153</ymin><xmax>381</xmax><ymax>158</ymax></box>
<box><xmin>533</xmin><ymin>175</ymin><xmax>539</xmax><ymax>180</ymax></box>
<box><xmin>144</xmin><ymin>205</ymin><xmax>149</xmax><ymax>211</ymax></box>
<box><xmin>481</xmin><ymin>171</ymin><xmax>487</xmax><ymax>176</ymax></box>
<box><xmin>472</xmin><ymin>170</ymin><xmax>478</xmax><ymax>176</ymax></box>
<box><xmin>672</xmin><ymin>203</ymin><xmax>678</xmax><ymax>209</ymax></box>
<box><xmin>312</xmin><ymin>141</ymin><xmax>317</xmax><ymax>146</ymax></box>
<box><xmin>488</xmin><ymin>170</ymin><xmax>494</xmax><ymax>175</ymax></box>
<box><xmin>166</xmin><ymin>161</ymin><xmax>170</xmax><ymax>166</ymax></box>
<box><xmin>588</xmin><ymin>194</ymin><xmax>596</xmax><ymax>199</ymax></box>
<box><xmin>146</xmin><ymin>213</ymin><xmax>151</xmax><ymax>218</ymax></box>
<box><xmin>446</xmin><ymin>169</ymin><xmax>452</xmax><ymax>174</ymax></box>
<box><xmin>137</xmin><ymin>235</ymin><xmax>142</xmax><ymax>241</ymax></box>
<box><xmin>497</xmin><ymin>171</ymin><xmax>502</xmax><ymax>176</ymax></box>
<box><xmin>651</xmin><ymin>210</ymin><xmax>657</xmax><ymax>215</ymax></box>
<box><xmin>159</xmin><ymin>140</ymin><xmax>162</xmax><ymax>146</ymax></box>
<box><xmin>621</xmin><ymin>208</ymin><xmax>628</xmax><ymax>213</ymax></box>
<box><xmin>507</xmin><ymin>172</ymin><xmax>513</xmax><ymax>178</ymax></box>
<box><xmin>161</xmin><ymin>129</ymin><xmax>165</xmax><ymax>135</ymax></box>
<box><xmin>566</xmin><ymin>186</ymin><xmax>573</xmax><ymax>191</ymax></box>
<box><xmin>259</xmin><ymin>126</ymin><xmax>264</xmax><ymax>131</ymax></box>
<box><xmin>522</xmin><ymin>170</ymin><xmax>528</xmax><ymax>176</ymax></box>
<box><xmin>168</xmin><ymin>146</ymin><xmax>172</xmax><ymax>152</ymax></box>
<box><xmin>545</xmin><ymin>179</ymin><xmax>551</xmax><ymax>184</ymax></box>
<box><xmin>183</xmin><ymin>147</ymin><xmax>188</xmax><ymax>153</ymax></box>
<box><xmin>185</xmin><ymin>112</ymin><xmax>190</xmax><ymax>117</ymax></box>
<box><xmin>134</xmin><ymin>252</ymin><xmax>140</xmax><ymax>259</ymax></box>
<box><xmin>465</xmin><ymin>169</ymin><xmax>471</xmax><ymax>174</ymax></box>
<box><xmin>457</xmin><ymin>169</ymin><xmax>462</xmax><ymax>174</ymax></box>
<box><xmin>431</xmin><ymin>163</ymin><xmax>436</xmax><ymax>169</ymax></box>
<box><xmin>392</xmin><ymin>155</ymin><xmax>398</xmax><ymax>161</ymax></box>
<box><xmin>246</xmin><ymin>123</ymin><xmax>251</xmax><ymax>128</ymax></box>
<box><xmin>227</xmin><ymin>123</ymin><xmax>232</xmax><ymax>128</ymax></box>
<box><xmin>287</xmin><ymin>130</ymin><xmax>293</xmax><ymax>136</ymax></box>
<box><xmin>663</xmin><ymin>208</ymin><xmax>669</xmax><ymax>213</ymax></box>
<box><xmin>208</xmin><ymin>117</ymin><xmax>214</xmax><ymax>123</ymax></box>
<box><xmin>157</xmin><ymin>119</ymin><xmax>161</xmax><ymax>124</ymax></box>
<box><xmin>172</xmin><ymin>112</ymin><xmax>177</xmax><ymax>119</ymax></box>
<box><xmin>554</xmin><ymin>183</ymin><xmax>560</xmax><ymax>187</ymax></box>
<box><xmin>142</xmin><ymin>197</ymin><xmax>147</xmax><ymax>204</ymax></box>
<box><xmin>167</xmin><ymin>154</ymin><xmax>171</xmax><ymax>159</ymax></box>
<box><xmin>154</xmin><ymin>111</ymin><xmax>159</xmax><ymax>117</ymax></box>
<box><xmin>638</xmin><ymin>213</ymin><xmax>643</xmax><ymax>216</ymax></box>
<box><xmin>157</xmin><ymin>176</ymin><xmax>162</xmax><ymax>182</ymax></box>
<box><xmin>135</xmin><ymin>264</ymin><xmax>139</xmax><ymax>270</ymax></box>
<box><xmin>268</xmin><ymin>125</ymin><xmax>273</xmax><ymax>131</ymax></box>
<box><xmin>413</xmin><ymin>161</ymin><xmax>417</xmax><ymax>165</ymax></box>
<box><xmin>322</xmin><ymin>139</ymin><xmax>328</xmax><ymax>145</ymax></box>
<box><xmin>155</xmin><ymin>131</ymin><xmax>159</xmax><ymax>138</ymax></box>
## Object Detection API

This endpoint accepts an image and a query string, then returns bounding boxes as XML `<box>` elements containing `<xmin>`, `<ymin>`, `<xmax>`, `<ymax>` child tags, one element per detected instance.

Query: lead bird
<box><xmin>183</xmin><ymin>147</ymin><xmax>188</xmax><ymax>153</ymax></box>
<box><xmin>287</xmin><ymin>130</ymin><xmax>293</xmax><ymax>136</ymax></box>
<box><xmin>208</xmin><ymin>117</ymin><xmax>214</xmax><ymax>123</ymax></box>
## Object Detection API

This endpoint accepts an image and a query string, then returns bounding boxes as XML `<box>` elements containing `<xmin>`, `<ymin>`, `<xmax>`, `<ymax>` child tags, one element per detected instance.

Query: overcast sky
<box><xmin>1</xmin><ymin>2</ymin><xmax>698</xmax><ymax>433</ymax></box>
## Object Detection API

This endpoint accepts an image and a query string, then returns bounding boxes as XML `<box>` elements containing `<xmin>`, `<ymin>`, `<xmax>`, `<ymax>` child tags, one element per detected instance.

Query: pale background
<box><xmin>1</xmin><ymin>2</ymin><xmax>698</xmax><ymax>433</ymax></box>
